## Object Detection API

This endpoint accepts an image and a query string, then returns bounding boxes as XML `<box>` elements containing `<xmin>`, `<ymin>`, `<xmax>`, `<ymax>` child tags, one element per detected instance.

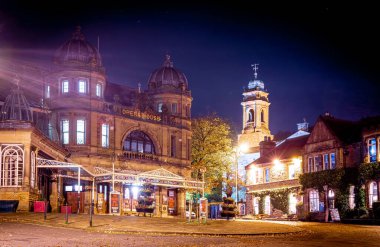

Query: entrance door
<box><xmin>67</xmin><ymin>192</ymin><xmax>85</xmax><ymax>213</ymax></box>
<box><xmin>168</xmin><ymin>189</ymin><xmax>177</xmax><ymax>215</ymax></box>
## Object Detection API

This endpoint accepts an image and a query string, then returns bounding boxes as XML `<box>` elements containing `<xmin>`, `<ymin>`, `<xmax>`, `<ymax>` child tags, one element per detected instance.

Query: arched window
<box><xmin>248</xmin><ymin>109</ymin><xmax>254</xmax><ymax>122</ymax></box>
<box><xmin>123</xmin><ymin>131</ymin><xmax>155</xmax><ymax>154</ymax></box>
<box><xmin>261</xmin><ymin>110</ymin><xmax>265</xmax><ymax>123</ymax></box>
<box><xmin>309</xmin><ymin>190</ymin><xmax>319</xmax><ymax>212</ymax></box>
<box><xmin>369</xmin><ymin>181</ymin><xmax>378</xmax><ymax>208</ymax></box>
<box><xmin>0</xmin><ymin>145</ymin><xmax>24</xmax><ymax>187</ymax></box>
<box><xmin>31</xmin><ymin>151</ymin><xmax>36</xmax><ymax>188</ymax></box>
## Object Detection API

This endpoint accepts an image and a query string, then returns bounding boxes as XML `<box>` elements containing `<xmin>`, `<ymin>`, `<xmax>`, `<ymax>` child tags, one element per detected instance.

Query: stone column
<box><xmin>177</xmin><ymin>189</ymin><xmax>186</xmax><ymax>217</ymax></box>
<box><xmin>161</xmin><ymin>187</ymin><xmax>168</xmax><ymax>217</ymax></box>
<box><xmin>50</xmin><ymin>175</ymin><xmax>59</xmax><ymax>213</ymax></box>
<box><xmin>24</xmin><ymin>145</ymin><xmax>31</xmax><ymax>188</ymax></box>
<box><xmin>154</xmin><ymin>186</ymin><xmax>161</xmax><ymax>217</ymax></box>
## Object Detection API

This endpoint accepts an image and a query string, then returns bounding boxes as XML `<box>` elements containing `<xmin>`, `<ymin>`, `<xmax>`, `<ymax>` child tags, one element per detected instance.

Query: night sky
<box><xmin>1</xmin><ymin>1</ymin><xmax>379</xmax><ymax>135</ymax></box>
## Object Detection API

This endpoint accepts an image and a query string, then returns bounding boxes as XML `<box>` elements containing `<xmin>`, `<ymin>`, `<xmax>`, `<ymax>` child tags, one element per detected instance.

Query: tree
<box><xmin>191</xmin><ymin>114</ymin><xmax>234</xmax><ymax>201</ymax></box>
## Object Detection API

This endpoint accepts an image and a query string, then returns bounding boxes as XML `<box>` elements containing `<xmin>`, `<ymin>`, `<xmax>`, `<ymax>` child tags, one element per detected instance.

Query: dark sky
<box><xmin>1</xmin><ymin>1</ymin><xmax>379</xmax><ymax>135</ymax></box>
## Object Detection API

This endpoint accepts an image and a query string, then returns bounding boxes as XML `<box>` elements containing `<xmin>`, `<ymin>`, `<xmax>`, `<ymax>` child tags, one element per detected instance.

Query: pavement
<box><xmin>0</xmin><ymin>213</ymin><xmax>304</xmax><ymax>236</ymax></box>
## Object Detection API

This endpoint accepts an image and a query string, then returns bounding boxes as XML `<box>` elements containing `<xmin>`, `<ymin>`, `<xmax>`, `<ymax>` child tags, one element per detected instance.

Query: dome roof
<box><xmin>148</xmin><ymin>55</ymin><xmax>188</xmax><ymax>90</ymax></box>
<box><xmin>1</xmin><ymin>85</ymin><xmax>33</xmax><ymax>122</ymax></box>
<box><xmin>53</xmin><ymin>26</ymin><xmax>102</xmax><ymax>68</ymax></box>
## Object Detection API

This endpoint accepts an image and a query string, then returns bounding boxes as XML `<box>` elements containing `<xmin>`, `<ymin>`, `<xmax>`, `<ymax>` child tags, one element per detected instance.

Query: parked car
<box><xmin>186</xmin><ymin>210</ymin><xmax>196</xmax><ymax>219</ymax></box>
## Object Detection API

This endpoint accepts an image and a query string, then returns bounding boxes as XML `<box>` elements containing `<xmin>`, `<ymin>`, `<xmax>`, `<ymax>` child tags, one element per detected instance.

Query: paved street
<box><xmin>1</xmin><ymin>213</ymin><xmax>380</xmax><ymax>246</ymax></box>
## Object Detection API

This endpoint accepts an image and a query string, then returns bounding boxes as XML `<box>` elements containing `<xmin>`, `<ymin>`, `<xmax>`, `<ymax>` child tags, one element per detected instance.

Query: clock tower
<box><xmin>238</xmin><ymin>64</ymin><xmax>273</xmax><ymax>152</ymax></box>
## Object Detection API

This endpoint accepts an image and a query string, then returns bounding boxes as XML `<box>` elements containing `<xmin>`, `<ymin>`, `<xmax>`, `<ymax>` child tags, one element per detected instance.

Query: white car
<box><xmin>186</xmin><ymin>211</ymin><xmax>196</xmax><ymax>219</ymax></box>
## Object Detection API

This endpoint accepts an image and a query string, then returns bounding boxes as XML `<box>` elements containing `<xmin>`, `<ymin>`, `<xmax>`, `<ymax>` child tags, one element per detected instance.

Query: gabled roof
<box><xmin>253</xmin><ymin>134</ymin><xmax>309</xmax><ymax>165</ymax></box>
<box><xmin>320</xmin><ymin>115</ymin><xmax>362</xmax><ymax>144</ymax></box>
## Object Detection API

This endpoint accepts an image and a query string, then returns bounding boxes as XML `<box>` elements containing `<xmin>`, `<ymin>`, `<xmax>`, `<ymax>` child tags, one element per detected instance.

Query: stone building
<box><xmin>0</xmin><ymin>27</ymin><xmax>201</xmax><ymax>216</ymax></box>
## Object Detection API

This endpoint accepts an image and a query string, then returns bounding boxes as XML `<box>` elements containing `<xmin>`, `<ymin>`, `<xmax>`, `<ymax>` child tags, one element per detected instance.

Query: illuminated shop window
<box><xmin>369</xmin><ymin>138</ymin><xmax>377</xmax><ymax>162</ymax></box>
<box><xmin>62</xmin><ymin>80</ymin><xmax>69</xmax><ymax>93</ymax></box>
<box><xmin>61</xmin><ymin>120</ymin><xmax>69</xmax><ymax>144</ymax></box>
<box><xmin>369</xmin><ymin>181</ymin><xmax>378</xmax><ymax>208</ymax></box>
<box><xmin>309</xmin><ymin>190</ymin><xmax>319</xmax><ymax>212</ymax></box>
<box><xmin>101</xmin><ymin>124</ymin><xmax>109</xmax><ymax>148</ymax></box>
<box><xmin>76</xmin><ymin>119</ymin><xmax>86</xmax><ymax>144</ymax></box>
<box><xmin>78</xmin><ymin>80</ymin><xmax>87</xmax><ymax>93</ymax></box>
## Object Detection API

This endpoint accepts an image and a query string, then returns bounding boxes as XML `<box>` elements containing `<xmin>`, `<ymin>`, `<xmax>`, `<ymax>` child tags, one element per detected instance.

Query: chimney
<box><xmin>259</xmin><ymin>139</ymin><xmax>276</xmax><ymax>157</ymax></box>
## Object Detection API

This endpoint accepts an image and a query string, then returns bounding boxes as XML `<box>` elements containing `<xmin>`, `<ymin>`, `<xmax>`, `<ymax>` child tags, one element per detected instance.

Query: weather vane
<box><xmin>251</xmin><ymin>64</ymin><xmax>259</xmax><ymax>79</ymax></box>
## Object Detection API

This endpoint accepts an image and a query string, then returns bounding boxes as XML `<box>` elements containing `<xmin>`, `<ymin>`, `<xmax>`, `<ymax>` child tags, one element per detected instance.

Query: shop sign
<box><xmin>110</xmin><ymin>192</ymin><xmax>120</xmax><ymax>215</ymax></box>
<box><xmin>122</xmin><ymin>109</ymin><xmax>161</xmax><ymax>122</ymax></box>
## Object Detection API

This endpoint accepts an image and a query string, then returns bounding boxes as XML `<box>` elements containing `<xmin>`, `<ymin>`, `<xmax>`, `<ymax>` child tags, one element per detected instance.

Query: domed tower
<box><xmin>1</xmin><ymin>84</ymin><xmax>33</xmax><ymax>122</ymax></box>
<box><xmin>238</xmin><ymin>64</ymin><xmax>273</xmax><ymax>151</ymax></box>
<box><xmin>147</xmin><ymin>55</ymin><xmax>192</xmax><ymax>163</ymax></box>
<box><xmin>46</xmin><ymin>26</ymin><xmax>106</xmax><ymax>149</ymax></box>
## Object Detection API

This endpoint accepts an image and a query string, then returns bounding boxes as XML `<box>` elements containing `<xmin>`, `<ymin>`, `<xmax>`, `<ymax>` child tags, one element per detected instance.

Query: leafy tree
<box><xmin>191</xmin><ymin>114</ymin><xmax>234</xmax><ymax>201</ymax></box>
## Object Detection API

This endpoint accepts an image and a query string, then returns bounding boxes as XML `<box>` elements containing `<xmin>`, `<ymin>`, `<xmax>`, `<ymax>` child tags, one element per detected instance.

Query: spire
<box><xmin>162</xmin><ymin>54</ymin><xmax>174</xmax><ymax>68</ymax></box>
<box><xmin>251</xmin><ymin>64</ymin><xmax>259</xmax><ymax>79</ymax></box>
<box><xmin>72</xmin><ymin>26</ymin><xmax>85</xmax><ymax>40</ymax></box>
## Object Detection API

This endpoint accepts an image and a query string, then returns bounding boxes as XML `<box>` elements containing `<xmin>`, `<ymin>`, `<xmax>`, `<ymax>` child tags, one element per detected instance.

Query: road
<box><xmin>0</xmin><ymin>221</ymin><xmax>380</xmax><ymax>246</ymax></box>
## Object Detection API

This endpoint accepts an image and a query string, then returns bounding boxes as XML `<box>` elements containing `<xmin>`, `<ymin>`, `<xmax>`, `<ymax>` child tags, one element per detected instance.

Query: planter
<box><xmin>60</xmin><ymin>205</ymin><xmax>72</xmax><ymax>214</ymax></box>
<box><xmin>34</xmin><ymin>201</ymin><xmax>48</xmax><ymax>213</ymax></box>
<box><xmin>144</xmin><ymin>208</ymin><xmax>154</xmax><ymax>213</ymax></box>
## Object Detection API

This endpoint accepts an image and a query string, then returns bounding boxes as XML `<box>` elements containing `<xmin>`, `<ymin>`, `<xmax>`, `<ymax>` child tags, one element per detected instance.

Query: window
<box><xmin>369</xmin><ymin>138</ymin><xmax>377</xmax><ymax>162</ymax></box>
<box><xmin>369</xmin><ymin>181</ymin><xmax>378</xmax><ymax>208</ymax></box>
<box><xmin>78</xmin><ymin>79</ymin><xmax>87</xmax><ymax>93</ymax></box>
<box><xmin>171</xmin><ymin>103</ymin><xmax>177</xmax><ymax>114</ymax></box>
<box><xmin>289</xmin><ymin>193</ymin><xmax>297</xmax><ymax>214</ymax></box>
<box><xmin>248</xmin><ymin>109</ymin><xmax>254</xmax><ymax>122</ymax></box>
<box><xmin>61</xmin><ymin>120</ymin><xmax>69</xmax><ymax>144</ymax></box>
<box><xmin>101</xmin><ymin>124</ymin><xmax>109</xmax><ymax>148</ymax></box>
<box><xmin>349</xmin><ymin>185</ymin><xmax>355</xmax><ymax>210</ymax></box>
<box><xmin>323</xmin><ymin>154</ymin><xmax>329</xmax><ymax>170</ymax></box>
<box><xmin>0</xmin><ymin>145</ymin><xmax>24</xmax><ymax>187</ymax></box>
<box><xmin>123</xmin><ymin>131</ymin><xmax>155</xmax><ymax>154</ymax></box>
<box><xmin>309</xmin><ymin>190</ymin><xmax>319</xmax><ymax>212</ymax></box>
<box><xmin>62</xmin><ymin>80</ymin><xmax>69</xmax><ymax>93</ymax></box>
<box><xmin>171</xmin><ymin>135</ymin><xmax>176</xmax><ymax>157</ymax></box>
<box><xmin>265</xmin><ymin>168</ymin><xmax>270</xmax><ymax>183</ymax></box>
<box><xmin>314</xmin><ymin>156</ymin><xmax>322</xmax><ymax>171</ymax></box>
<box><xmin>76</xmin><ymin>119</ymin><xmax>86</xmax><ymax>144</ymax></box>
<box><xmin>96</xmin><ymin>83</ymin><xmax>102</xmax><ymax>97</ymax></box>
<box><xmin>264</xmin><ymin>195</ymin><xmax>271</xmax><ymax>215</ymax></box>
<box><xmin>253</xmin><ymin>197</ymin><xmax>259</xmax><ymax>215</ymax></box>
<box><xmin>288</xmin><ymin>164</ymin><xmax>295</xmax><ymax>179</ymax></box>
<box><xmin>30</xmin><ymin>151</ymin><xmax>35</xmax><ymax>188</ymax></box>
<box><xmin>308</xmin><ymin>157</ymin><xmax>314</xmax><ymax>172</ymax></box>
<box><xmin>261</xmin><ymin>110</ymin><xmax>264</xmax><ymax>123</ymax></box>
<box><xmin>45</xmin><ymin>85</ymin><xmax>50</xmax><ymax>98</ymax></box>
<box><xmin>158</xmin><ymin>103</ymin><xmax>163</xmax><ymax>113</ymax></box>
<box><xmin>330</xmin><ymin>153</ymin><xmax>336</xmax><ymax>169</ymax></box>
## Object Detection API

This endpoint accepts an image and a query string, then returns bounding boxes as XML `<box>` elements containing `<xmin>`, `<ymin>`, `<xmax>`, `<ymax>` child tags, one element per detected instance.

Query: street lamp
<box><xmin>234</xmin><ymin>143</ymin><xmax>248</xmax><ymax>206</ymax></box>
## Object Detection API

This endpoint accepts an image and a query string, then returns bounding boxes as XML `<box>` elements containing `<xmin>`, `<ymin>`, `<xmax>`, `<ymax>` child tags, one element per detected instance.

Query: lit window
<box><xmin>171</xmin><ymin>103</ymin><xmax>177</xmax><ymax>113</ymax></box>
<box><xmin>76</xmin><ymin>119</ymin><xmax>86</xmax><ymax>144</ymax></box>
<box><xmin>289</xmin><ymin>193</ymin><xmax>297</xmax><ymax>214</ymax></box>
<box><xmin>248</xmin><ymin>109</ymin><xmax>254</xmax><ymax>122</ymax></box>
<box><xmin>265</xmin><ymin>168</ymin><xmax>270</xmax><ymax>183</ymax></box>
<box><xmin>45</xmin><ymin>85</ymin><xmax>50</xmax><ymax>98</ymax></box>
<box><xmin>323</xmin><ymin>154</ymin><xmax>329</xmax><ymax>170</ymax></box>
<box><xmin>96</xmin><ymin>83</ymin><xmax>102</xmax><ymax>97</ymax></box>
<box><xmin>308</xmin><ymin>157</ymin><xmax>314</xmax><ymax>172</ymax></box>
<box><xmin>369</xmin><ymin>181</ymin><xmax>378</xmax><ymax>208</ymax></box>
<box><xmin>314</xmin><ymin>156</ymin><xmax>322</xmax><ymax>171</ymax></box>
<box><xmin>330</xmin><ymin>153</ymin><xmax>336</xmax><ymax>169</ymax></box>
<box><xmin>288</xmin><ymin>164</ymin><xmax>295</xmax><ymax>179</ymax></box>
<box><xmin>78</xmin><ymin>80</ymin><xmax>87</xmax><ymax>93</ymax></box>
<box><xmin>309</xmin><ymin>190</ymin><xmax>319</xmax><ymax>212</ymax></box>
<box><xmin>101</xmin><ymin>124</ymin><xmax>109</xmax><ymax>148</ymax></box>
<box><xmin>369</xmin><ymin>138</ymin><xmax>377</xmax><ymax>162</ymax></box>
<box><xmin>61</xmin><ymin>120</ymin><xmax>69</xmax><ymax>144</ymax></box>
<box><xmin>264</xmin><ymin>195</ymin><xmax>271</xmax><ymax>215</ymax></box>
<box><xmin>349</xmin><ymin>185</ymin><xmax>355</xmax><ymax>210</ymax></box>
<box><xmin>0</xmin><ymin>145</ymin><xmax>24</xmax><ymax>187</ymax></box>
<box><xmin>62</xmin><ymin>80</ymin><xmax>69</xmax><ymax>93</ymax></box>
<box><xmin>158</xmin><ymin>103</ymin><xmax>163</xmax><ymax>113</ymax></box>
<box><xmin>123</xmin><ymin>131</ymin><xmax>155</xmax><ymax>154</ymax></box>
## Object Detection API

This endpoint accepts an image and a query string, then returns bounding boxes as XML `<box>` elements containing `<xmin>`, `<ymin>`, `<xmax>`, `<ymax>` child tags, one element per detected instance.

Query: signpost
<box><xmin>329</xmin><ymin>208</ymin><xmax>340</xmax><ymax>222</ymax></box>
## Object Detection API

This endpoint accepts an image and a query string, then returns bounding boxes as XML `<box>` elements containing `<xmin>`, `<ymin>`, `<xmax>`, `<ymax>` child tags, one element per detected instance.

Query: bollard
<box><xmin>65</xmin><ymin>202</ymin><xmax>69</xmax><ymax>224</ymax></box>
<box><xmin>44</xmin><ymin>199</ymin><xmax>47</xmax><ymax>221</ymax></box>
